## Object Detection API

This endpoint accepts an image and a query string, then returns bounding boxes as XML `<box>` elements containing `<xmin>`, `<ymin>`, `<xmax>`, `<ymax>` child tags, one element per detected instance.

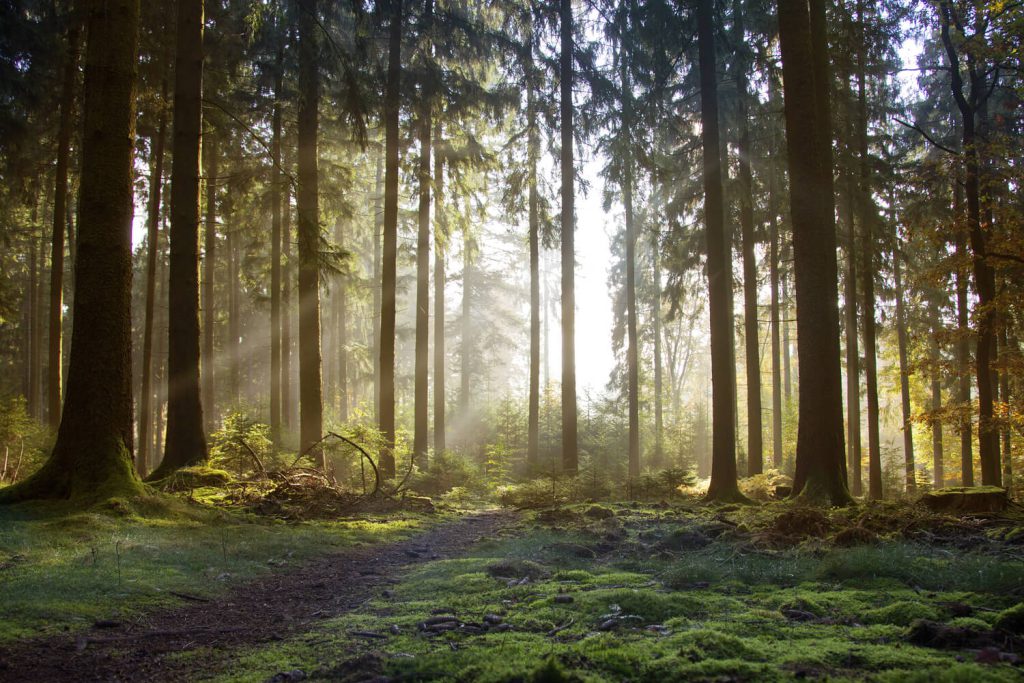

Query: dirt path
<box><xmin>0</xmin><ymin>510</ymin><xmax>516</xmax><ymax>682</ymax></box>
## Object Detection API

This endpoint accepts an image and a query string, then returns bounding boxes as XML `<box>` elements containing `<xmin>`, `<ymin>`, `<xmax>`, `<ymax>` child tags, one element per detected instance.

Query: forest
<box><xmin>0</xmin><ymin>0</ymin><xmax>1023</xmax><ymax>680</ymax></box>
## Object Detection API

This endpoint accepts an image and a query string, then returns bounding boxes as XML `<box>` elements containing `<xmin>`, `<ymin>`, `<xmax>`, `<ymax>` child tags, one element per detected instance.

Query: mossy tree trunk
<box><xmin>1</xmin><ymin>0</ymin><xmax>144</xmax><ymax>503</ymax></box>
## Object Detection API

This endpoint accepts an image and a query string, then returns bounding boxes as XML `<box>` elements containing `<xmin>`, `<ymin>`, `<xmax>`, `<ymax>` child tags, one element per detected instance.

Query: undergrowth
<box><xmin>0</xmin><ymin>495</ymin><xmax>437</xmax><ymax>642</ymax></box>
<box><xmin>209</xmin><ymin>501</ymin><xmax>1024</xmax><ymax>682</ymax></box>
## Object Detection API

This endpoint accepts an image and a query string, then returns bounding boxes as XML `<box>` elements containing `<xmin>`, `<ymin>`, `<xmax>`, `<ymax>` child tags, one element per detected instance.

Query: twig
<box><xmin>169</xmin><ymin>591</ymin><xmax>212</xmax><ymax>603</ymax></box>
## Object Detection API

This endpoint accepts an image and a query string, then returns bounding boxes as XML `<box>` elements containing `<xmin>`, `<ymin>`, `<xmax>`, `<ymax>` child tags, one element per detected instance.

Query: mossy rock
<box><xmin>993</xmin><ymin>602</ymin><xmax>1024</xmax><ymax>635</ymax></box>
<box><xmin>919</xmin><ymin>487</ymin><xmax>1007</xmax><ymax>514</ymax></box>
<box><xmin>154</xmin><ymin>466</ymin><xmax>233</xmax><ymax>492</ymax></box>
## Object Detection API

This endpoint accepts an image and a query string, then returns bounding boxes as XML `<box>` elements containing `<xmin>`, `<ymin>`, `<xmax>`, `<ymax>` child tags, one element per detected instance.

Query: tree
<box><xmin>46</xmin><ymin>16</ymin><xmax>80</xmax><ymax>430</ymax></box>
<box><xmin>1</xmin><ymin>0</ymin><xmax>144</xmax><ymax>502</ymax></box>
<box><xmin>697</xmin><ymin>0</ymin><xmax>742</xmax><ymax>503</ymax></box>
<box><xmin>270</xmin><ymin>45</ymin><xmax>285</xmax><ymax>444</ymax></box>
<box><xmin>378</xmin><ymin>0</ymin><xmax>402</xmax><ymax>479</ymax></box>
<box><xmin>296</xmin><ymin>0</ymin><xmax>324</xmax><ymax>464</ymax></box>
<box><xmin>151</xmin><ymin>0</ymin><xmax>208</xmax><ymax>481</ymax></box>
<box><xmin>938</xmin><ymin>0</ymin><xmax>1001</xmax><ymax>487</ymax></box>
<box><xmin>777</xmin><ymin>0</ymin><xmax>851</xmax><ymax>505</ymax></box>
<box><xmin>559</xmin><ymin>0</ymin><xmax>578</xmax><ymax>475</ymax></box>
<box><xmin>138</xmin><ymin>33</ymin><xmax>170</xmax><ymax>475</ymax></box>
<box><xmin>731</xmin><ymin>0</ymin><xmax>762</xmax><ymax>477</ymax></box>
<box><xmin>413</xmin><ymin>0</ymin><xmax>435</xmax><ymax>468</ymax></box>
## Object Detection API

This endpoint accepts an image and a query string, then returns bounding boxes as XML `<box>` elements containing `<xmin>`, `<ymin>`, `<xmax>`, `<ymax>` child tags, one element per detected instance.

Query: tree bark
<box><xmin>526</xmin><ymin>37</ymin><xmax>541</xmax><ymax>470</ymax></box>
<box><xmin>698</xmin><ymin>0</ymin><xmax>741</xmax><ymax>502</ymax></box>
<box><xmin>769</xmin><ymin>156</ymin><xmax>784</xmax><ymax>471</ymax></box>
<box><xmin>336</xmin><ymin>218</ymin><xmax>349</xmax><ymax>423</ymax></box>
<box><xmin>47</xmin><ymin>20</ymin><xmax>80</xmax><ymax>430</ymax></box>
<box><xmin>433</xmin><ymin>127</ymin><xmax>446</xmax><ymax>455</ymax></box>
<box><xmin>269</xmin><ymin>47</ymin><xmax>284</xmax><ymax>444</ymax></box>
<box><xmin>152</xmin><ymin>0</ymin><xmax>208</xmax><ymax>480</ymax></box>
<box><xmin>413</xmin><ymin>0</ymin><xmax>434</xmax><ymax>468</ymax></box>
<box><xmin>955</xmin><ymin>214</ymin><xmax>973</xmax><ymax>486</ymax></box>
<box><xmin>939</xmin><ymin>1</ymin><xmax>1000</xmax><ymax>487</ymax></box>
<box><xmin>1</xmin><ymin>0</ymin><xmax>144</xmax><ymax>502</ymax></box>
<box><xmin>138</xmin><ymin>65</ymin><xmax>168</xmax><ymax>476</ymax></box>
<box><xmin>378</xmin><ymin>0</ymin><xmax>402</xmax><ymax>478</ymax></box>
<box><xmin>778</xmin><ymin>0</ymin><xmax>851</xmax><ymax>505</ymax></box>
<box><xmin>201</xmin><ymin>133</ymin><xmax>218</xmax><ymax>433</ymax></box>
<box><xmin>619</xmin><ymin>39</ymin><xmax>640</xmax><ymax>481</ymax></box>
<box><xmin>559</xmin><ymin>0</ymin><xmax>578</xmax><ymax>475</ymax></box>
<box><xmin>842</xmin><ymin>175</ymin><xmax>861</xmax><ymax>496</ymax></box>
<box><xmin>297</xmin><ymin>0</ymin><xmax>324</xmax><ymax>465</ymax></box>
<box><xmin>372</xmin><ymin>144</ymin><xmax>383</xmax><ymax>425</ymax></box>
<box><xmin>855</xmin><ymin>0</ymin><xmax>882</xmax><ymax>500</ymax></box>
<box><xmin>894</xmin><ymin>246</ymin><xmax>915</xmax><ymax>493</ymax></box>
<box><xmin>732</xmin><ymin>0</ymin><xmax>762</xmax><ymax>477</ymax></box>
<box><xmin>282</xmin><ymin>150</ymin><xmax>294</xmax><ymax>433</ymax></box>
<box><xmin>929</xmin><ymin>300</ymin><xmax>944</xmax><ymax>488</ymax></box>
<box><xmin>652</xmin><ymin>228</ymin><xmax>664</xmax><ymax>470</ymax></box>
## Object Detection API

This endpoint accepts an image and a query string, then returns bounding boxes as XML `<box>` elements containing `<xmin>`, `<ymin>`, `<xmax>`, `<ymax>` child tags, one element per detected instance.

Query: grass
<box><xmin>209</xmin><ymin>502</ymin><xmax>1024</xmax><ymax>682</ymax></box>
<box><xmin>0</xmin><ymin>491</ymin><xmax>437</xmax><ymax>642</ymax></box>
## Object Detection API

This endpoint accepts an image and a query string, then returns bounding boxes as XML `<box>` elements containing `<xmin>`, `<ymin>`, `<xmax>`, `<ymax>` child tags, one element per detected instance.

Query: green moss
<box><xmin>993</xmin><ymin>602</ymin><xmax>1024</xmax><ymax>634</ymax></box>
<box><xmin>862</xmin><ymin>600</ymin><xmax>941</xmax><ymax>626</ymax></box>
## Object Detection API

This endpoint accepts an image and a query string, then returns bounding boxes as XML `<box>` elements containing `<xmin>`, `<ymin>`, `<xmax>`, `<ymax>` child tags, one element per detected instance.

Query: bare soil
<box><xmin>0</xmin><ymin>510</ymin><xmax>515</xmax><ymax>682</ymax></box>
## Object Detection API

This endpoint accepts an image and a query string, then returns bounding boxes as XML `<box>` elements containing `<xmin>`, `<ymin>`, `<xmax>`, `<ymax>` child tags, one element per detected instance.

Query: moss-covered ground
<box><xmin>0</xmin><ymin>493</ymin><xmax>436</xmax><ymax>643</ymax></box>
<box><xmin>209</xmin><ymin>501</ymin><xmax>1024</xmax><ymax>682</ymax></box>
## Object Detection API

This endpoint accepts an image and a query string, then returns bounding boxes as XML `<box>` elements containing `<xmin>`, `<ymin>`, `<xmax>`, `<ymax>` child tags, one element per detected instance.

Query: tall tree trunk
<box><xmin>526</xmin><ymin>48</ymin><xmax>540</xmax><ymax>470</ymax></box>
<box><xmin>227</xmin><ymin>227</ymin><xmax>241</xmax><ymax>405</ymax></box>
<box><xmin>337</xmin><ymin>218</ymin><xmax>349</xmax><ymax>423</ymax></box>
<box><xmin>619</xmin><ymin>41</ymin><xmax>640</xmax><ymax>481</ymax></box>
<box><xmin>929</xmin><ymin>300</ymin><xmax>944</xmax><ymax>488</ymax></box>
<box><xmin>940</xmin><ymin>1</ymin><xmax>999</xmax><ymax>486</ymax></box>
<box><xmin>461</xmin><ymin>225</ymin><xmax>473</xmax><ymax>414</ymax></box>
<box><xmin>378</xmin><ymin>0</ymin><xmax>402</xmax><ymax>478</ymax></box>
<box><xmin>894</xmin><ymin>246</ymin><xmax>915</xmax><ymax>493</ymax></box>
<box><xmin>282</xmin><ymin>153</ymin><xmax>294</xmax><ymax>433</ymax></box>
<box><xmin>1</xmin><ymin>0</ymin><xmax>143</xmax><ymax>502</ymax></box>
<box><xmin>201</xmin><ymin>133</ymin><xmax>218</xmax><ymax>433</ymax></box>
<box><xmin>28</xmin><ymin>235</ymin><xmax>39</xmax><ymax>420</ymax></box>
<box><xmin>413</xmin><ymin>0</ymin><xmax>434</xmax><ymax>468</ymax></box>
<box><xmin>769</xmin><ymin>160</ymin><xmax>784</xmax><ymax>471</ymax></box>
<box><xmin>698</xmin><ymin>0</ymin><xmax>741</xmax><ymax>502</ymax></box>
<box><xmin>297</xmin><ymin>0</ymin><xmax>324</xmax><ymax>465</ymax></box>
<box><xmin>652</xmin><ymin>228</ymin><xmax>664</xmax><ymax>470</ymax></box>
<box><xmin>433</xmin><ymin>128</ymin><xmax>446</xmax><ymax>455</ymax></box>
<box><xmin>372</xmin><ymin>145</ymin><xmax>383</xmax><ymax>424</ymax></box>
<box><xmin>138</xmin><ymin>69</ymin><xmax>168</xmax><ymax>476</ymax></box>
<box><xmin>47</xmin><ymin>21</ymin><xmax>80</xmax><ymax>429</ymax></box>
<box><xmin>782</xmin><ymin>251</ymin><xmax>792</xmax><ymax>404</ymax></box>
<box><xmin>559</xmin><ymin>0</ymin><xmax>578</xmax><ymax>475</ymax></box>
<box><xmin>955</xmin><ymin>227</ymin><xmax>973</xmax><ymax>486</ymax></box>
<box><xmin>778</xmin><ymin>0</ymin><xmax>851</xmax><ymax>505</ymax></box>
<box><xmin>269</xmin><ymin>47</ymin><xmax>284</xmax><ymax>444</ymax></box>
<box><xmin>842</xmin><ymin>178</ymin><xmax>862</xmax><ymax>496</ymax></box>
<box><xmin>1002</xmin><ymin>330</ymin><xmax>1014</xmax><ymax>494</ymax></box>
<box><xmin>732</xmin><ymin>0</ymin><xmax>762</xmax><ymax>477</ymax></box>
<box><xmin>153</xmin><ymin>0</ymin><xmax>208</xmax><ymax>480</ymax></box>
<box><xmin>855</xmin><ymin>2</ymin><xmax>882</xmax><ymax>499</ymax></box>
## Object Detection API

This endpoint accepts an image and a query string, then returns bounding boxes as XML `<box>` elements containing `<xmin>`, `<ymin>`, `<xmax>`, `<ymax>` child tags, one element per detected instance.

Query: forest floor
<box><xmin>1</xmin><ymin>496</ymin><xmax>1024</xmax><ymax>682</ymax></box>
